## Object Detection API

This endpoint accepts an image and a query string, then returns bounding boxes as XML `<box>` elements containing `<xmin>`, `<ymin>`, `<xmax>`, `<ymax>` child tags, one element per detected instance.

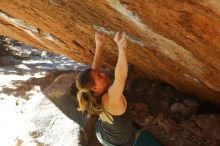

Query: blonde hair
<box><xmin>76</xmin><ymin>68</ymin><xmax>103</xmax><ymax>115</ymax></box>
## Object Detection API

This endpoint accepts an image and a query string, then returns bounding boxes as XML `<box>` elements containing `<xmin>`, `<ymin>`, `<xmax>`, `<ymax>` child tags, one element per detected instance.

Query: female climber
<box><xmin>76</xmin><ymin>31</ymin><xmax>135</xmax><ymax>146</ymax></box>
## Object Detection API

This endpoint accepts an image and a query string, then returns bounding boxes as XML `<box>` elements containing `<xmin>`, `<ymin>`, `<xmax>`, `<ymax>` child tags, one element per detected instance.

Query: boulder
<box><xmin>0</xmin><ymin>0</ymin><xmax>220</xmax><ymax>105</ymax></box>
<box><xmin>23</xmin><ymin>87</ymin><xmax>82</xmax><ymax>146</ymax></box>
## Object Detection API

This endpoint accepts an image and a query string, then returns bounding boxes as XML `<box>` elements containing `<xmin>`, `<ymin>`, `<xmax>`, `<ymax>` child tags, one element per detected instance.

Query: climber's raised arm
<box><xmin>92</xmin><ymin>32</ymin><xmax>105</xmax><ymax>71</ymax></box>
<box><xmin>108</xmin><ymin>32</ymin><xmax>128</xmax><ymax>103</ymax></box>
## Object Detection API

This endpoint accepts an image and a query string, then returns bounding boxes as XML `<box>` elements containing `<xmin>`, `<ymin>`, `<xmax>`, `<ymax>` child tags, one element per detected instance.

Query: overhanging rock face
<box><xmin>0</xmin><ymin>0</ymin><xmax>220</xmax><ymax>105</ymax></box>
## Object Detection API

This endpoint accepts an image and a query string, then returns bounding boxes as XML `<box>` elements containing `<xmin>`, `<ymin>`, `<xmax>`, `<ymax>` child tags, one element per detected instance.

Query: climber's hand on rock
<box><xmin>95</xmin><ymin>32</ymin><xmax>105</xmax><ymax>48</ymax></box>
<box><xmin>114</xmin><ymin>31</ymin><xmax>127</xmax><ymax>50</ymax></box>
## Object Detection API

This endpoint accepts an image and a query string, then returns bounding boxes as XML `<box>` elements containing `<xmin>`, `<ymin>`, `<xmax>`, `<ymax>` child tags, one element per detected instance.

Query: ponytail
<box><xmin>76</xmin><ymin>68</ymin><xmax>103</xmax><ymax>115</ymax></box>
<box><xmin>77</xmin><ymin>89</ymin><xmax>103</xmax><ymax>115</ymax></box>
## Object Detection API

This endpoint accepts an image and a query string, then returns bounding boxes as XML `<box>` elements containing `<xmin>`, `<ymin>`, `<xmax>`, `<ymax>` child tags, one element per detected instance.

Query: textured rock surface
<box><xmin>23</xmin><ymin>86</ymin><xmax>82</xmax><ymax>146</ymax></box>
<box><xmin>0</xmin><ymin>0</ymin><xmax>220</xmax><ymax>104</ymax></box>
<box><xmin>0</xmin><ymin>45</ymin><xmax>88</xmax><ymax>146</ymax></box>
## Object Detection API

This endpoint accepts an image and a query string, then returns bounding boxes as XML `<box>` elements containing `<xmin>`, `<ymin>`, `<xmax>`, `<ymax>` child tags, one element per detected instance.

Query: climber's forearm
<box><xmin>92</xmin><ymin>46</ymin><xmax>104</xmax><ymax>71</ymax></box>
<box><xmin>114</xmin><ymin>48</ymin><xmax>128</xmax><ymax>81</ymax></box>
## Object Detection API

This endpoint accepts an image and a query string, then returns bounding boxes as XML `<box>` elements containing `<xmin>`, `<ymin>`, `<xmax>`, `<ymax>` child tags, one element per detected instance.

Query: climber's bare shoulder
<box><xmin>101</xmin><ymin>92</ymin><xmax>127</xmax><ymax>116</ymax></box>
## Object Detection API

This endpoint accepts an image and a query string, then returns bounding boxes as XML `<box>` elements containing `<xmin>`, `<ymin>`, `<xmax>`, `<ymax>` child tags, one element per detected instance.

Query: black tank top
<box><xmin>96</xmin><ymin>105</ymin><xmax>135</xmax><ymax>146</ymax></box>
